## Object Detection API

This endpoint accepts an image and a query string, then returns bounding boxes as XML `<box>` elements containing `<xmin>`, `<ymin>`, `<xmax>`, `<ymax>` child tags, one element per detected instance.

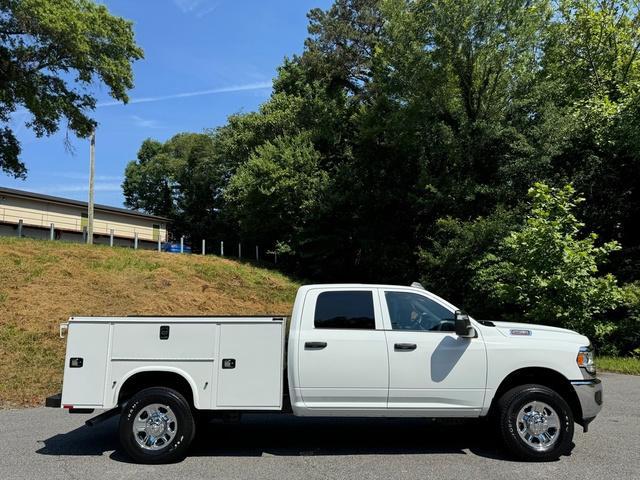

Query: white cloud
<box><xmin>196</xmin><ymin>3</ymin><xmax>220</xmax><ymax>18</ymax></box>
<box><xmin>41</xmin><ymin>182</ymin><xmax>122</xmax><ymax>194</ymax></box>
<box><xmin>14</xmin><ymin>81</ymin><xmax>273</xmax><ymax>111</ymax></box>
<box><xmin>97</xmin><ymin>81</ymin><xmax>272</xmax><ymax>107</ymax></box>
<box><xmin>51</xmin><ymin>172</ymin><xmax>123</xmax><ymax>182</ymax></box>
<box><xmin>173</xmin><ymin>0</ymin><xmax>201</xmax><ymax>12</ymax></box>
<box><xmin>173</xmin><ymin>0</ymin><xmax>220</xmax><ymax>17</ymax></box>
<box><xmin>131</xmin><ymin>115</ymin><xmax>163</xmax><ymax>129</ymax></box>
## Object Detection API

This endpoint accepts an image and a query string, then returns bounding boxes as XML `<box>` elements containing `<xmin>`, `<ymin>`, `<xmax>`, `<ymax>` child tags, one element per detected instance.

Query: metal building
<box><xmin>0</xmin><ymin>186</ymin><xmax>169</xmax><ymax>249</ymax></box>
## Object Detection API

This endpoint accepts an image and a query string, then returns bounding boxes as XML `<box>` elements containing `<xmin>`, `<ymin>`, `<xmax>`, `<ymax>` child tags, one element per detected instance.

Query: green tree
<box><xmin>122</xmin><ymin>139</ymin><xmax>175</xmax><ymax>218</ymax></box>
<box><xmin>380</xmin><ymin>0</ymin><xmax>553</xmax><ymax>215</ymax></box>
<box><xmin>540</xmin><ymin>0</ymin><xmax>640</xmax><ymax>281</ymax></box>
<box><xmin>0</xmin><ymin>0</ymin><xmax>143</xmax><ymax>177</ymax></box>
<box><xmin>300</xmin><ymin>0</ymin><xmax>382</xmax><ymax>96</ymax></box>
<box><xmin>120</xmin><ymin>0</ymin><xmax>640</xmax><ymax>343</ymax></box>
<box><xmin>418</xmin><ymin>208</ymin><xmax>518</xmax><ymax>317</ymax></box>
<box><xmin>224</xmin><ymin>134</ymin><xmax>329</xmax><ymax>263</ymax></box>
<box><xmin>474</xmin><ymin>183</ymin><xmax>622</xmax><ymax>335</ymax></box>
<box><xmin>123</xmin><ymin>133</ymin><xmax>231</xmax><ymax>242</ymax></box>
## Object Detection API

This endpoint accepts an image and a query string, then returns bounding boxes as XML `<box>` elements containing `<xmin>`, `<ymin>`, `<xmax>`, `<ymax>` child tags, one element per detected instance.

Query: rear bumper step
<box><xmin>45</xmin><ymin>393</ymin><xmax>61</xmax><ymax>408</ymax></box>
<box><xmin>45</xmin><ymin>393</ymin><xmax>94</xmax><ymax>413</ymax></box>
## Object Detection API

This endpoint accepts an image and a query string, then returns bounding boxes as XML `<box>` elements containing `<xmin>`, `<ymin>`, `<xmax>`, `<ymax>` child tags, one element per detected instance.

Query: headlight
<box><xmin>577</xmin><ymin>346</ymin><xmax>596</xmax><ymax>374</ymax></box>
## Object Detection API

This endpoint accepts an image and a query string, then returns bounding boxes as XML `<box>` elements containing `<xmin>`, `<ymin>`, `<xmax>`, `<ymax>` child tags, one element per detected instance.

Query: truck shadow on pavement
<box><xmin>36</xmin><ymin>414</ymin><xmax>572</xmax><ymax>463</ymax></box>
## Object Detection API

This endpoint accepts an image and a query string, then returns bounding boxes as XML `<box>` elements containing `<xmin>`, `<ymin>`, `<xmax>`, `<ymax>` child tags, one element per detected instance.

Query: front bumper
<box><xmin>571</xmin><ymin>378</ymin><xmax>603</xmax><ymax>432</ymax></box>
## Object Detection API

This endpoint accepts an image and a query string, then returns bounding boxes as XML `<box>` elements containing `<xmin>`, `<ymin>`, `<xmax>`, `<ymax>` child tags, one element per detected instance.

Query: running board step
<box><xmin>85</xmin><ymin>408</ymin><xmax>120</xmax><ymax>427</ymax></box>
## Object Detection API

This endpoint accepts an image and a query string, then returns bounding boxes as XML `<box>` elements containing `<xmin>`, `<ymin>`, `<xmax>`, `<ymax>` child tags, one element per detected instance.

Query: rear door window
<box><xmin>314</xmin><ymin>291</ymin><xmax>375</xmax><ymax>330</ymax></box>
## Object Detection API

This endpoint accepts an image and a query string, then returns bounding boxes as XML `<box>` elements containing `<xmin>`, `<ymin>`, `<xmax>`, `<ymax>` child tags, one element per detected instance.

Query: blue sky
<box><xmin>2</xmin><ymin>0</ymin><xmax>331</xmax><ymax>207</ymax></box>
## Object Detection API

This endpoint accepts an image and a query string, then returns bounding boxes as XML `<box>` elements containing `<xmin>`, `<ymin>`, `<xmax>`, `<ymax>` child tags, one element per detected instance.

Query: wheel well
<box><xmin>118</xmin><ymin>371</ymin><xmax>195</xmax><ymax>408</ymax></box>
<box><xmin>489</xmin><ymin>367</ymin><xmax>582</xmax><ymax>423</ymax></box>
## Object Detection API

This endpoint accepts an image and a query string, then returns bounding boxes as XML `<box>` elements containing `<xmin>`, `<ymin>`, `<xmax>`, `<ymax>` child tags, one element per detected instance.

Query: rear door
<box><xmin>297</xmin><ymin>288</ymin><xmax>389</xmax><ymax>409</ymax></box>
<box><xmin>381</xmin><ymin>289</ymin><xmax>487</xmax><ymax>414</ymax></box>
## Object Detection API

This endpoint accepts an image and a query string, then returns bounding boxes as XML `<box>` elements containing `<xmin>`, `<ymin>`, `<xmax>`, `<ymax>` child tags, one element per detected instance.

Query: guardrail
<box><xmin>6</xmin><ymin>218</ymin><xmax>278</xmax><ymax>263</ymax></box>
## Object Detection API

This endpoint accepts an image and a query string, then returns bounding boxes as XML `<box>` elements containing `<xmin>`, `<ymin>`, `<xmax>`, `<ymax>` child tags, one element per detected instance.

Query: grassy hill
<box><xmin>0</xmin><ymin>237</ymin><xmax>300</xmax><ymax>407</ymax></box>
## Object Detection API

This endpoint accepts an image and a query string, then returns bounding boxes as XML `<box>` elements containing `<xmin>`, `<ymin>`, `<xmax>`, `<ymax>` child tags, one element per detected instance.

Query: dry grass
<box><xmin>0</xmin><ymin>237</ymin><xmax>300</xmax><ymax>407</ymax></box>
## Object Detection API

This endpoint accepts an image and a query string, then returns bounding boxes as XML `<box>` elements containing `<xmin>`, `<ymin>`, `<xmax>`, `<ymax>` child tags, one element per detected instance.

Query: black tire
<box><xmin>119</xmin><ymin>387</ymin><xmax>195</xmax><ymax>464</ymax></box>
<box><xmin>497</xmin><ymin>384</ymin><xmax>574</xmax><ymax>461</ymax></box>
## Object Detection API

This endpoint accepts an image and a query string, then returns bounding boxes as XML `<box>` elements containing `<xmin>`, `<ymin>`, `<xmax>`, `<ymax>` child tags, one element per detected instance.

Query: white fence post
<box><xmin>110</xmin><ymin>229</ymin><xmax>114</xmax><ymax>247</ymax></box>
<box><xmin>180</xmin><ymin>236</ymin><xmax>184</xmax><ymax>254</ymax></box>
<box><xmin>202</xmin><ymin>239</ymin><xmax>206</xmax><ymax>255</ymax></box>
<box><xmin>17</xmin><ymin>219</ymin><xmax>23</xmax><ymax>237</ymax></box>
<box><xmin>158</xmin><ymin>236</ymin><xmax>161</xmax><ymax>252</ymax></box>
<box><xmin>238</xmin><ymin>243</ymin><xmax>242</xmax><ymax>259</ymax></box>
<box><xmin>50</xmin><ymin>223</ymin><xmax>55</xmax><ymax>241</ymax></box>
<box><xmin>255</xmin><ymin>245</ymin><xmax>259</xmax><ymax>261</ymax></box>
<box><xmin>220</xmin><ymin>241</ymin><xmax>224</xmax><ymax>257</ymax></box>
<box><xmin>134</xmin><ymin>233</ymin><xmax>138</xmax><ymax>250</ymax></box>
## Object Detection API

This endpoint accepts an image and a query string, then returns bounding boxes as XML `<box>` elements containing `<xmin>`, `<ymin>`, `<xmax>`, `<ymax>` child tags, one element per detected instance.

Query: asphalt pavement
<box><xmin>0</xmin><ymin>372</ymin><xmax>638</xmax><ymax>480</ymax></box>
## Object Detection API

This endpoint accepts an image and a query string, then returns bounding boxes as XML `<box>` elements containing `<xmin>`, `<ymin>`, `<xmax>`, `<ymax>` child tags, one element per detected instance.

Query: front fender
<box><xmin>482</xmin><ymin>336</ymin><xmax>584</xmax><ymax>414</ymax></box>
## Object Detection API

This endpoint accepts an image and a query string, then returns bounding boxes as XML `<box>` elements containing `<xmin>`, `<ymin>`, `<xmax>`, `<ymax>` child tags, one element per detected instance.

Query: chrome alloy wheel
<box><xmin>515</xmin><ymin>401</ymin><xmax>560</xmax><ymax>452</ymax></box>
<box><xmin>132</xmin><ymin>403</ymin><xmax>178</xmax><ymax>450</ymax></box>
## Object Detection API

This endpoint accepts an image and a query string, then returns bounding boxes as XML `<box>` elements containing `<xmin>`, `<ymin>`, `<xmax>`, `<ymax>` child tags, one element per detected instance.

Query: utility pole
<box><xmin>87</xmin><ymin>130</ymin><xmax>96</xmax><ymax>244</ymax></box>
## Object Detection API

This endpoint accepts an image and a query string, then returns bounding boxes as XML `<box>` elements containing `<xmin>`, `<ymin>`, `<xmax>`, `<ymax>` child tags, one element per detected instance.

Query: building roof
<box><xmin>0</xmin><ymin>186</ymin><xmax>170</xmax><ymax>222</ymax></box>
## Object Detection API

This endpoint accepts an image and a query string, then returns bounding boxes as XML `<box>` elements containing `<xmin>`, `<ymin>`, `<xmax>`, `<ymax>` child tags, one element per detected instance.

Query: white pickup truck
<box><xmin>47</xmin><ymin>283</ymin><xmax>602</xmax><ymax>463</ymax></box>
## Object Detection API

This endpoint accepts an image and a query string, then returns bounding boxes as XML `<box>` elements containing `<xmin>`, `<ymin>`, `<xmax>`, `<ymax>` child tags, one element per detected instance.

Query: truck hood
<box><xmin>486</xmin><ymin>320</ymin><xmax>590</xmax><ymax>345</ymax></box>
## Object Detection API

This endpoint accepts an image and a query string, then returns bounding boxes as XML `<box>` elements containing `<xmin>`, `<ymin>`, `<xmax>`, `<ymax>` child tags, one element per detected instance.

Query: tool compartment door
<box><xmin>61</xmin><ymin>322</ymin><xmax>110</xmax><ymax>407</ymax></box>
<box><xmin>215</xmin><ymin>322</ymin><xmax>284</xmax><ymax>409</ymax></box>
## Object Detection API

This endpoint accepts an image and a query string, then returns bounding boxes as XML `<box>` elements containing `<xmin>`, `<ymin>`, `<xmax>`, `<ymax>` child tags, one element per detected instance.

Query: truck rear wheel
<box><xmin>497</xmin><ymin>384</ymin><xmax>573</xmax><ymax>461</ymax></box>
<box><xmin>119</xmin><ymin>387</ymin><xmax>195</xmax><ymax>464</ymax></box>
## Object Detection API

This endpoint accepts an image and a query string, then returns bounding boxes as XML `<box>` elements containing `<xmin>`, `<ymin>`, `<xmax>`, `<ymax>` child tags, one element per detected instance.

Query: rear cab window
<box><xmin>314</xmin><ymin>291</ymin><xmax>375</xmax><ymax>330</ymax></box>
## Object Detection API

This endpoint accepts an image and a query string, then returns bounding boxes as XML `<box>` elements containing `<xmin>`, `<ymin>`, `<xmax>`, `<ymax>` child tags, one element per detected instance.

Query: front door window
<box><xmin>385</xmin><ymin>291</ymin><xmax>454</xmax><ymax>332</ymax></box>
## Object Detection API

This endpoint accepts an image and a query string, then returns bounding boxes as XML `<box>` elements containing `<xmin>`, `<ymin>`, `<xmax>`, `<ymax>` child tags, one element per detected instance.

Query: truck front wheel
<box><xmin>119</xmin><ymin>387</ymin><xmax>195</xmax><ymax>464</ymax></box>
<box><xmin>497</xmin><ymin>384</ymin><xmax>574</xmax><ymax>461</ymax></box>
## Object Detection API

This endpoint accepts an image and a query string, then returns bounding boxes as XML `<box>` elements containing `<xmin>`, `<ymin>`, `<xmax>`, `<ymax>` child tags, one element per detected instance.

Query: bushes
<box><xmin>417</xmin><ymin>208</ymin><xmax>518</xmax><ymax>318</ymax></box>
<box><xmin>594</xmin><ymin>283</ymin><xmax>640</xmax><ymax>356</ymax></box>
<box><xmin>418</xmin><ymin>182</ymin><xmax>639</xmax><ymax>355</ymax></box>
<box><xmin>474</xmin><ymin>183</ymin><xmax>627</xmax><ymax>348</ymax></box>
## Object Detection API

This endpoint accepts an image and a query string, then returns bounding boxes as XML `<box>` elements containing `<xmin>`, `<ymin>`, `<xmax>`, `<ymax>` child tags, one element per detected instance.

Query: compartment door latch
<box><xmin>159</xmin><ymin>325</ymin><xmax>170</xmax><ymax>340</ymax></box>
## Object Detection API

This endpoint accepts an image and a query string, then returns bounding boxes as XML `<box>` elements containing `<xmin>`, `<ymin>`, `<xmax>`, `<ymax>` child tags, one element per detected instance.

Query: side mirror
<box><xmin>454</xmin><ymin>310</ymin><xmax>475</xmax><ymax>338</ymax></box>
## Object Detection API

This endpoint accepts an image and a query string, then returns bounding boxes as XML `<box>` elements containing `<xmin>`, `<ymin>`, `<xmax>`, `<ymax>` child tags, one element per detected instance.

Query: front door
<box><xmin>380</xmin><ymin>288</ymin><xmax>487</xmax><ymax>414</ymax></box>
<box><xmin>297</xmin><ymin>288</ymin><xmax>389</xmax><ymax>409</ymax></box>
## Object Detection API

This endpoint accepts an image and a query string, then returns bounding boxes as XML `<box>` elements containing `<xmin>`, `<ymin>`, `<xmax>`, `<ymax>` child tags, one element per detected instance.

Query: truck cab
<box><xmin>289</xmin><ymin>284</ymin><xmax>485</xmax><ymax>415</ymax></box>
<box><xmin>48</xmin><ymin>283</ymin><xmax>603</xmax><ymax>464</ymax></box>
